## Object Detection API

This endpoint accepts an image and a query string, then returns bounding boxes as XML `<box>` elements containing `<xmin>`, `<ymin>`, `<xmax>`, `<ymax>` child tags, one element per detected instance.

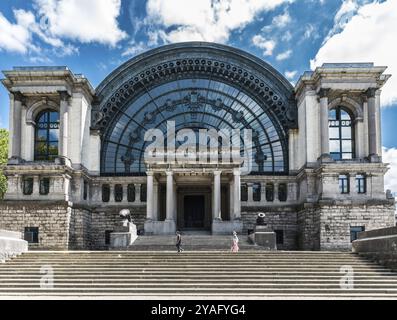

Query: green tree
<box><xmin>0</xmin><ymin>129</ymin><xmax>9</xmax><ymax>199</ymax></box>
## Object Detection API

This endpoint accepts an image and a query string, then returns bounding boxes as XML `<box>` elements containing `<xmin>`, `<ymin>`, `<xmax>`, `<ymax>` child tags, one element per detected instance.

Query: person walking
<box><xmin>176</xmin><ymin>231</ymin><xmax>183</xmax><ymax>253</ymax></box>
<box><xmin>231</xmin><ymin>231</ymin><xmax>239</xmax><ymax>253</ymax></box>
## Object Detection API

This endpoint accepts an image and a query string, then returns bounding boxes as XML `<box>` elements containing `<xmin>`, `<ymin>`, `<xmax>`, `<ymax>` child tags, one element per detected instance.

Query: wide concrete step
<box><xmin>1</xmin><ymin>251</ymin><xmax>397</xmax><ymax>298</ymax></box>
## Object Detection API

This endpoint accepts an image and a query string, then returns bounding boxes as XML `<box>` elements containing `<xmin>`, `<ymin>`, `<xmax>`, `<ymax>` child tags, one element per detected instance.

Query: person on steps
<box><xmin>176</xmin><ymin>231</ymin><xmax>183</xmax><ymax>253</ymax></box>
<box><xmin>231</xmin><ymin>231</ymin><xmax>239</xmax><ymax>253</ymax></box>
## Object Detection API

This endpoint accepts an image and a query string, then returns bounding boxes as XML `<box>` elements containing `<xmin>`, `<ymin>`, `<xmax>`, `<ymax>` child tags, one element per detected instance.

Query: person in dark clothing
<box><xmin>176</xmin><ymin>231</ymin><xmax>183</xmax><ymax>253</ymax></box>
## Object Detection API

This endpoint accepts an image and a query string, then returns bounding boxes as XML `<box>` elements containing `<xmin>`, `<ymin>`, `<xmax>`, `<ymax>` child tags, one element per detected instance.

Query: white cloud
<box><xmin>323</xmin><ymin>0</ymin><xmax>359</xmax><ymax>43</ymax></box>
<box><xmin>34</xmin><ymin>0</ymin><xmax>127</xmax><ymax>46</ymax></box>
<box><xmin>281</xmin><ymin>30</ymin><xmax>292</xmax><ymax>42</ymax></box>
<box><xmin>276</xmin><ymin>49</ymin><xmax>292</xmax><ymax>61</ymax></box>
<box><xmin>302</xmin><ymin>23</ymin><xmax>317</xmax><ymax>41</ymax></box>
<box><xmin>0</xmin><ymin>11</ymin><xmax>31</xmax><ymax>53</ymax></box>
<box><xmin>284</xmin><ymin>70</ymin><xmax>297</xmax><ymax>80</ymax></box>
<box><xmin>145</xmin><ymin>0</ymin><xmax>293</xmax><ymax>43</ymax></box>
<box><xmin>383</xmin><ymin>147</ymin><xmax>397</xmax><ymax>195</ymax></box>
<box><xmin>271</xmin><ymin>11</ymin><xmax>291</xmax><ymax>28</ymax></box>
<box><xmin>311</xmin><ymin>0</ymin><xmax>397</xmax><ymax>106</ymax></box>
<box><xmin>122</xmin><ymin>41</ymin><xmax>149</xmax><ymax>57</ymax></box>
<box><xmin>252</xmin><ymin>35</ymin><xmax>276</xmax><ymax>56</ymax></box>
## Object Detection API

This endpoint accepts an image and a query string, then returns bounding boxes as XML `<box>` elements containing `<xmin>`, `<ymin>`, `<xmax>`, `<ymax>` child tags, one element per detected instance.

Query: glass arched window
<box><xmin>34</xmin><ymin>110</ymin><xmax>59</xmax><ymax>161</ymax></box>
<box><xmin>329</xmin><ymin>107</ymin><xmax>354</xmax><ymax>160</ymax></box>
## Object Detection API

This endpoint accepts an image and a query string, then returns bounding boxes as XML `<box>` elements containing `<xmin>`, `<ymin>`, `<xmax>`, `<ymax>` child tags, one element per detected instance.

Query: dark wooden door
<box><xmin>184</xmin><ymin>195</ymin><xmax>205</xmax><ymax>228</ymax></box>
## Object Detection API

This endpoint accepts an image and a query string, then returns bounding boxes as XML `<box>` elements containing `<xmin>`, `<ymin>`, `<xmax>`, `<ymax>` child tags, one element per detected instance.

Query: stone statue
<box><xmin>110</xmin><ymin>209</ymin><xmax>137</xmax><ymax>247</ymax></box>
<box><xmin>386</xmin><ymin>189</ymin><xmax>394</xmax><ymax>199</ymax></box>
<box><xmin>119</xmin><ymin>209</ymin><xmax>132</xmax><ymax>226</ymax></box>
<box><xmin>256</xmin><ymin>212</ymin><xmax>266</xmax><ymax>226</ymax></box>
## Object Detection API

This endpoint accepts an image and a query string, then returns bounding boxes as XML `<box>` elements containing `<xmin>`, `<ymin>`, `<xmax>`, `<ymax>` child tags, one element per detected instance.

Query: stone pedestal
<box><xmin>253</xmin><ymin>225</ymin><xmax>277</xmax><ymax>250</ymax></box>
<box><xmin>0</xmin><ymin>229</ymin><xmax>28</xmax><ymax>262</ymax></box>
<box><xmin>144</xmin><ymin>220</ymin><xmax>176</xmax><ymax>235</ymax></box>
<box><xmin>211</xmin><ymin>220</ymin><xmax>243</xmax><ymax>235</ymax></box>
<box><xmin>110</xmin><ymin>221</ymin><xmax>137</xmax><ymax>248</ymax></box>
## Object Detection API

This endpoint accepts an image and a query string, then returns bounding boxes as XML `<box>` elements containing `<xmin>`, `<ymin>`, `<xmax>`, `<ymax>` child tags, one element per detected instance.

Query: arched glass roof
<box><xmin>94</xmin><ymin>42</ymin><xmax>297</xmax><ymax>176</ymax></box>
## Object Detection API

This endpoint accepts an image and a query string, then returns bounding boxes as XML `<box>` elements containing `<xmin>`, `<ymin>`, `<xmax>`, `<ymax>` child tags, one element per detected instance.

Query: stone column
<box><xmin>229</xmin><ymin>179</ymin><xmax>234</xmax><ymax>220</ymax></box>
<box><xmin>173</xmin><ymin>181</ymin><xmax>177</xmax><ymax>220</ymax></box>
<box><xmin>274</xmin><ymin>183</ymin><xmax>279</xmax><ymax>203</ymax></box>
<box><xmin>146</xmin><ymin>172</ymin><xmax>154</xmax><ymax>221</ymax></box>
<box><xmin>319</xmin><ymin>89</ymin><xmax>330</xmax><ymax>160</ymax></box>
<box><xmin>247</xmin><ymin>183</ymin><xmax>253</xmax><ymax>202</ymax></box>
<box><xmin>58</xmin><ymin>91</ymin><xmax>70</xmax><ymax>160</ymax></box>
<box><xmin>153</xmin><ymin>181</ymin><xmax>159</xmax><ymax>221</ymax></box>
<box><xmin>375</xmin><ymin>90</ymin><xmax>382</xmax><ymax>157</ymax></box>
<box><xmin>166</xmin><ymin>171</ymin><xmax>174</xmax><ymax>221</ymax></box>
<box><xmin>213</xmin><ymin>170</ymin><xmax>222</xmax><ymax>220</ymax></box>
<box><xmin>11</xmin><ymin>92</ymin><xmax>23</xmax><ymax>160</ymax></box>
<box><xmin>367</xmin><ymin>88</ymin><xmax>378</xmax><ymax>158</ymax></box>
<box><xmin>135</xmin><ymin>184</ymin><xmax>141</xmax><ymax>204</ymax></box>
<box><xmin>233</xmin><ymin>169</ymin><xmax>241</xmax><ymax>220</ymax></box>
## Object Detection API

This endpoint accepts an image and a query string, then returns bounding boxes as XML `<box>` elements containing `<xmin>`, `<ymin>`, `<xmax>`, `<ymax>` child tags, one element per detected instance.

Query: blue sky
<box><xmin>0</xmin><ymin>0</ymin><xmax>396</xmax><ymax>190</ymax></box>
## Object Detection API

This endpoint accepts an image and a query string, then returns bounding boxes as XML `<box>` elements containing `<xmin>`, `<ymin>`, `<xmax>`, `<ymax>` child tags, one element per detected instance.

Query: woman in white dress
<box><xmin>231</xmin><ymin>231</ymin><xmax>239</xmax><ymax>253</ymax></box>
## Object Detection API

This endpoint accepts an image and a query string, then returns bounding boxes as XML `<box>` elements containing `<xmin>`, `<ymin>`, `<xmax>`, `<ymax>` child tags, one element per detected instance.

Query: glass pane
<box><xmin>328</xmin><ymin>109</ymin><xmax>337</xmax><ymax>120</ymax></box>
<box><xmin>38</xmin><ymin>112</ymin><xmax>48</xmax><ymax>123</ymax></box>
<box><xmin>48</xmin><ymin>142</ymin><xmax>58</xmax><ymax>155</ymax></box>
<box><xmin>341</xmin><ymin>127</ymin><xmax>351</xmax><ymax>139</ymax></box>
<box><xmin>330</xmin><ymin>140</ymin><xmax>340</xmax><ymax>153</ymax></box>
<box><xmin>342</xmin><ymin>153</ymin><xmax>353</xmax><ymax>159</ymax></box>
<box><xmin>37</xmin><ymin>129</ymin><xmax>47</xmax><ymax>141</ymax></box>
<box><xmin>340</xmin><ymin>110</ymin><xmax>351</xmax><ymax>120</ymax></box>
<box><xmin>329</xmin><ymin>127</ymin><xmax>339</xmax><ymax>139</ymax></box>
<box><xmin>50</xmin><ymin>112</ymin><xmax>59</xmax><ymax>122</ymax></box>
<box><xmin>49</xmin><ymin>129</ymin><xmax>59</xmax><ymax>141</ymax></box>
<box><xmin>35</xmin><ymin>142</ymin><xmax>47</xmax><ymax>155</ymax></box>
<box><xmin>342</xmin><ymin>140</ymin><xmax>352</xmax><ymax>152</ymax></box>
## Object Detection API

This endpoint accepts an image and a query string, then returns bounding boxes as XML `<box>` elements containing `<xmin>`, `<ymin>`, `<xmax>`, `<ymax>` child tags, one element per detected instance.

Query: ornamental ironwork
<box><xmin>94</xmin><ymin>43</ymin><xmax>297</xmax><ymax>175</ymax></box>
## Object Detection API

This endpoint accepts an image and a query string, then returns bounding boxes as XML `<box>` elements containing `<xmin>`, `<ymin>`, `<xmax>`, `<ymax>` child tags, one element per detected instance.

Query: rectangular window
<box><xmin>241</xmin><ymin>184</ymin><xmax>248</xmax><ymax>202</ymax></box>
<box><xmin>266</xmin><ymin>183</ymin><xmax>274</xmax><ymax>202</ymax></box>
<box><xmin>140</xmin><ymin>184</ymin><xmax>147</xmax><ymax>202</ymax></box>
<box><xmin>350</xmin><ymin>226</ymin><xmax>365</xmax><ymax>242</ymax></box>
<box><xmin>278</xmin><ymin>183</ymin><xmax>288</xmax><ymax>202</ymax></box>
<box><xmin>105</xmin><ymin>230</ymin><xmax>113</xmax><ymax>245</ymax></box>
<box><xmin>252</xmin><ymin>183</ymin><xmax>261</xmax><ymax>202</ymax></box>
<box><xmin>114</xmin><ymin>184</ymin><xmax>123</xmax><ymax>202</ymax></box>
<box><xmin>275</xmin><ymin>230</ymin><xmax>284</xmax><ymax>245</ymax></box>
<box><xmin>339</xmin><ymin>174</ymin><xmax>350</xmax><ymax>194</ymax></box>
<box><xmin>83</xmin><ymin>180</ymin><xmax>88</xmax><ymax>200</ymax></box>
<box><xmin>24</xmin><ymin>227</ymin><xmax>39</xmax><ymax>244</ymax></box>
<box><xmin>23</xmin><ymin>178</ymin><xmax>34</xmax><ymax>195</ymax></box>
<box><xmin>102</xmin><ymin>184</ymin><xmax>110</xmax><ymax>202</ymax></box>
<box><xmin>127</xmin><ymin>184</ymin><xmax>135</xmax><ymax>202</ymax></box>
<box><xmin>39</xmin><ymin>178</ymin><xmax>50</xmax><ymax>195</ymax></box>
<box><xmin>356</xmin><ymin>174</ymin><xmax>367</xmax><ymax>194</ymax></box>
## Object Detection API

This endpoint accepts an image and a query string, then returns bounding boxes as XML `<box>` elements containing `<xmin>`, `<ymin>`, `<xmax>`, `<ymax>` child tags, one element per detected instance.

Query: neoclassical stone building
<box><xmin>0</xmin><ymin>42</ymin><xmax>394</xmax><ymax>250</ymax></box>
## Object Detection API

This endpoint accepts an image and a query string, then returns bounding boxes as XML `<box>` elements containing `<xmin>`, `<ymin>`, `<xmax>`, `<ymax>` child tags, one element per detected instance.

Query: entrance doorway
<box><xmin>184</xmin><ymin>195</ymin><xmax>205</xmax><ymax>229</ymax></box>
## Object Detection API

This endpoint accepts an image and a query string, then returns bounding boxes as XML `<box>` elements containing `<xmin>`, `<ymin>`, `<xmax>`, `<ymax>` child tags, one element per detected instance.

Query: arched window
<box><xmin>266</xmin><ymin>183</ymin><xmax>274</xmax><ymax>202</ymax></box>
<box><xmin>253</xmin><ymin>183</ymin><xmax>261</xmax><ymax>202</ymax></box>
<box><xmin>278</xmin><ymin>183</ymin><xmax>288</xmax><ymax>202</ymax></box>
<box><xmin>34</xmin><ymin>110</ymin><xmax>59</xmax><ymax>161</ymax></box>
<box><xmin>329</xmin><ymin>107</ymin><xmax>354</xmax><ymax>160</ymax></box>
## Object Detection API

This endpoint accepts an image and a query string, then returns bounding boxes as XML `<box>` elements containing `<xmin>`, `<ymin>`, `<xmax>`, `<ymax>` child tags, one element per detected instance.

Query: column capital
<box><xmin>365</xmin><ymin>88</ymin><xmax>377</xmax><ymax>99</ymax></box>
<box><xmin>12</xmin><ymin>91</ymin><xmax>25</xmax><ymax>103</ymax></box>
<box><xmin>233</xmin><ymin>168</ymin><xmax>241</xmax><ymax>176</ymax></box>
<box><xmin>166</xmin><ymin>170</ymin><xmax>173</xmax><ymax>176</ymax></box>
<box><xmin>58</xmin><ymin>90</ymin><xmax>71</xmax><ymax>102</ymax></box>
<box><xmin>146</xmin><ymin>171</ymin><xmax>154</xmax><ymax>176</ymax></box>
<box><xmin>213</xmin><ymin>170</ymin><xmax>222</xmax><ymax>176</ymax></box>
<box><xmin>318</xmin><ymin>88</ymin><xmax>330</xmax><ymax>99</ymax></box>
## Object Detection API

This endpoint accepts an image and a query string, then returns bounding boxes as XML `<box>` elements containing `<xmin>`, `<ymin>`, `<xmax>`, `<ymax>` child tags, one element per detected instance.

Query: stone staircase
<box><xmin>126</xmin><ymin>234</ymin><xmax>257</xmax><ymax>251</ymax></box>
<box><xmin>1</xmin><ymin>251</ymin><xmax>397</xmax><ymax>299</ymax></box>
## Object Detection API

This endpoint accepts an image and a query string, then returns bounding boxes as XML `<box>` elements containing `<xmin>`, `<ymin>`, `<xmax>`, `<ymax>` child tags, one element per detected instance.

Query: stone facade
<box><xmin>0</xmin><ymin>43</ymin><xmax>395</xmax><ymax>250</ymax></box>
